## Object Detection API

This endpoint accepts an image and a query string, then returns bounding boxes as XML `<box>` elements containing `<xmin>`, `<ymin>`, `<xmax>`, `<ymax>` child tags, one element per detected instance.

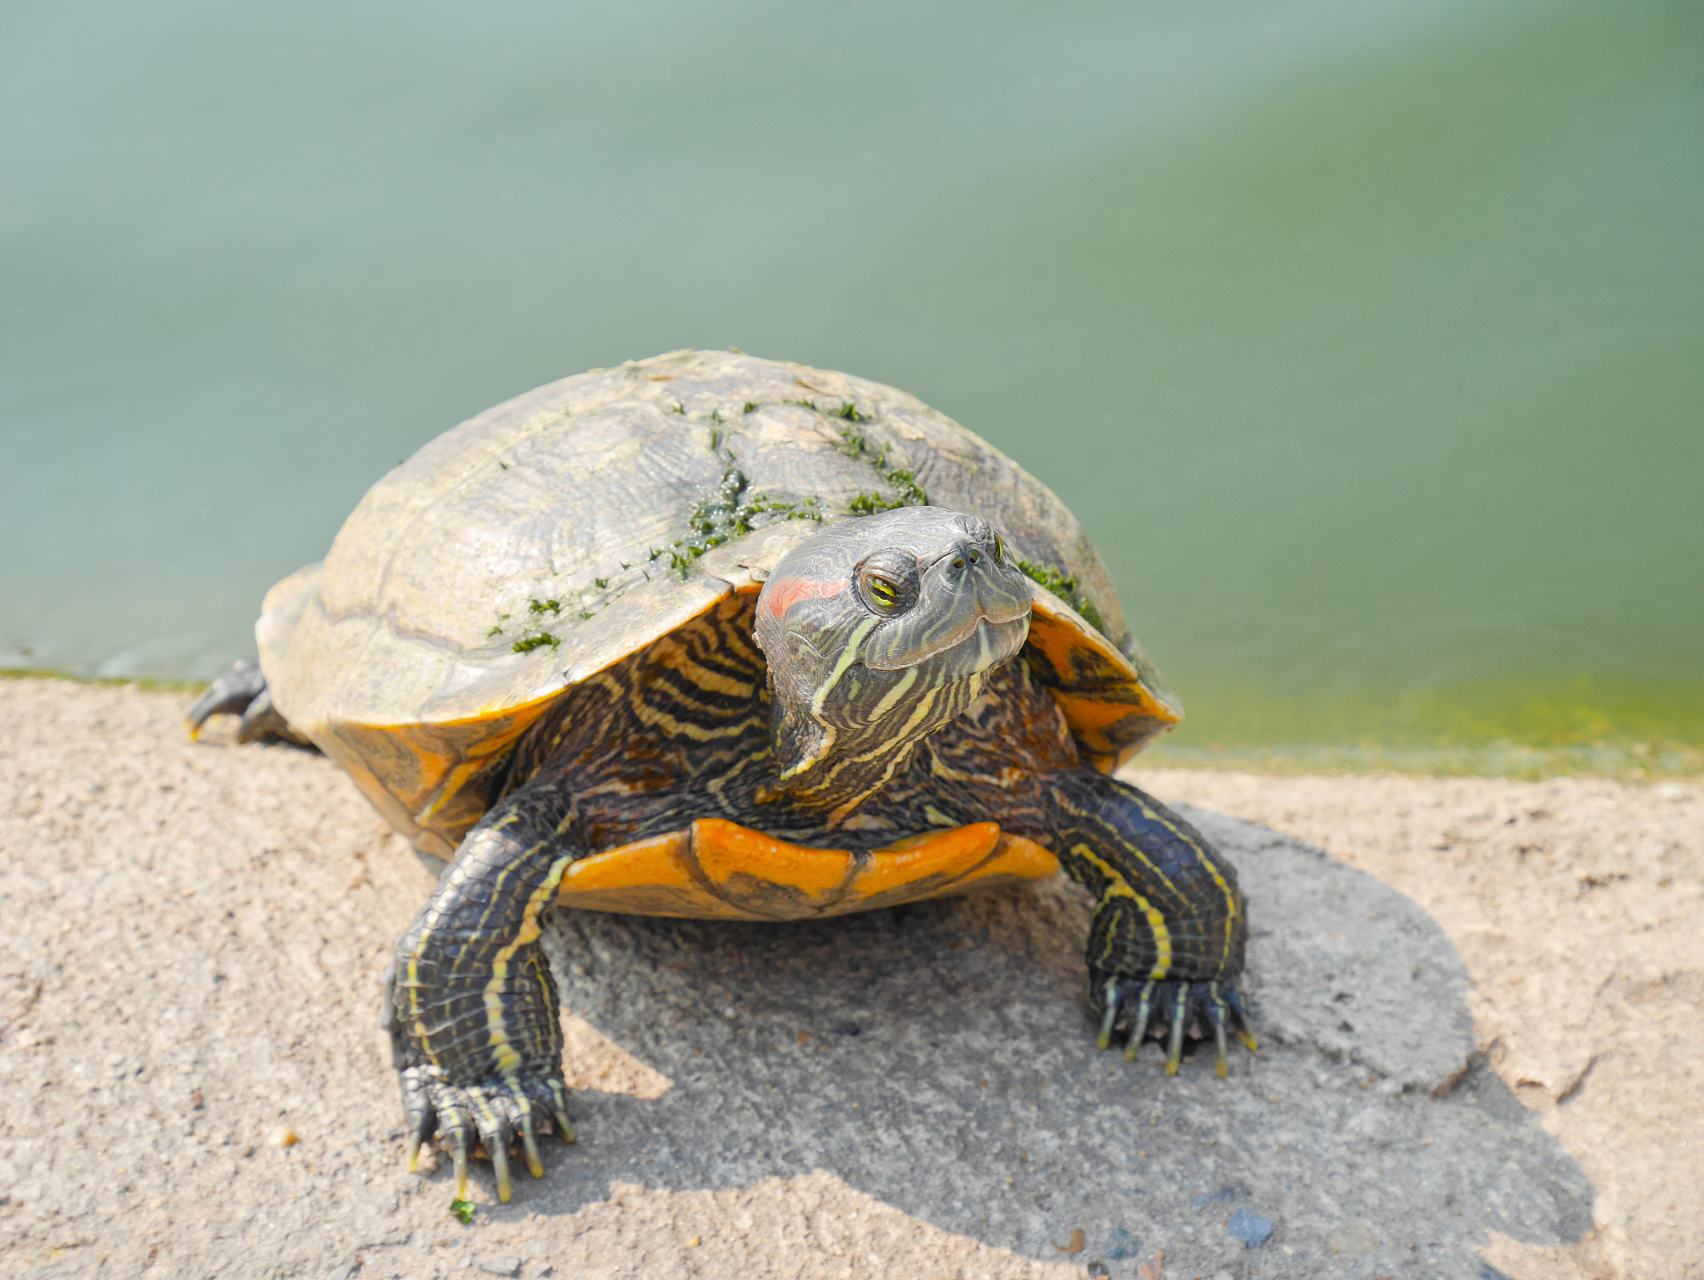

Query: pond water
<box><xmin>3</xmin><ymin>0</ymin><xmax>1699</xmax><ymax>771</ymax></box>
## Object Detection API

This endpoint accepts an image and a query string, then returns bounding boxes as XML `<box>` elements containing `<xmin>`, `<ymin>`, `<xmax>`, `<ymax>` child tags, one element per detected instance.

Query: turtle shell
<box><xmin>258</xmin><ymin>350</ymin><xmax>1181</xmax><ymax>862</ymax></box>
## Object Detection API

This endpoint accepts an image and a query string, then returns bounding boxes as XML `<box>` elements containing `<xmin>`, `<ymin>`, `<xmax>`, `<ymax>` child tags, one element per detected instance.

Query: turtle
<box><xmin>187</xmin><ymin>349</ymin><xmax>1255</xmax><ymax>1204</ymax></box>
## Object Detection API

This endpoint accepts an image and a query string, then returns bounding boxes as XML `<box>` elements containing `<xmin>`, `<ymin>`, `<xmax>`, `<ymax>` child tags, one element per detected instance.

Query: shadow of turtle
<box><xmin>510</xmin><ymin>807</ymin><xmax>1592</xmax><ymax>1279</ymax></box>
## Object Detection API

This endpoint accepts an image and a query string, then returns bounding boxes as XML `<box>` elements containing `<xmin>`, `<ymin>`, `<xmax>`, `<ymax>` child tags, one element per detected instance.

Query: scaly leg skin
<box><xmin>183</xmin><ymin>658</ymin><xmax>314</xmax><ymax>747</ymax></box>
<box><xmin>387</xmin><ymin>786</ymin><xmax>579</xmax><ymax>1202</ymax></box>
<box><xmin>1047</xmin><ymin>769</ymin><xmax>1258</xmax><ymax>1076</ymax></box>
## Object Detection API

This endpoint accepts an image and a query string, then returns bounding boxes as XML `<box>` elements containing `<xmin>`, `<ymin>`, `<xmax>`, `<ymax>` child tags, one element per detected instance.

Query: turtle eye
<box><xmin>863</xmin><ymin>574</ymin><xmax>905</xmax><ymax>613</ymax></box>
<box><xmin>855</xmin><ymin>550</ymin><xmax>920</xmax><ymax>616</ymax></box>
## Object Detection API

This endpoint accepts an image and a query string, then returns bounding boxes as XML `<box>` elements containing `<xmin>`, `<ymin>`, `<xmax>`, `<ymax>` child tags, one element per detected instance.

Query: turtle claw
<box><xmin>1092</xmin><ymin>974</ymin><xmax>1255</xmax><ymax>1077</ymax></box>
<box><xmin>404</xmin><ymin>1109</ymin><xmax>434</xmax><ymax>1173</ymax></box>
<box><xmin>472</xmin><ymin>1102</ymin><xmax>517</xmax><ymax>1203</ymax></box>
<box><xmin>184</xmin><ymin>658</ymin><xmax>314</xmax><ymax>746</ymax></box>
<box><xmin>184</xmin><ymin>659</ymin><xmax>267</xmax><ymax>739</ymax></box>
<box><xmin>437</xmin><ymin>1095</ymin><xmax>476</xmax><ymax>1199</ymax></box>
<box><xmin>452</xmin><ymin>1140</ymin><xmax>471</xmax><ymax>1202</ymax></box>
<box><xmin>521</xmin><ymin>1113</ymin><xmax>545</xmax><ymax>1180</ymax></box>
<box><xmin>1164</xmin><ymin>988</ymin><xmax>1188</xmax><ymax>1075</ymax></box>
<box><xmin>548</xmin><ymin>1080</ymin><xmax>576</xmax><ymax>1145</ymax></box>
<box><xmin>398</xmin><ymin>1063</ymin><xmax>570</xmax><ymax>1202</ymax></box>
<box><xmin>1204</xmin><ymin>982</ymin><xmax>1245</xmax><ymax>1077</ymax></box>
<box><xmin>1097</xmin><ymin>980</ymin><xmax>1120</xmax><ymax>1050</ymax></box>
<box><xmin>1124</xmin><ymin>982</ymin><xmax>1155</xmax><ymax>1064</ymax></box>
<box><xmin>1228</xmin><ymin>984</ymin><xmax>1261</xmax><ymax>1054</ymax></box>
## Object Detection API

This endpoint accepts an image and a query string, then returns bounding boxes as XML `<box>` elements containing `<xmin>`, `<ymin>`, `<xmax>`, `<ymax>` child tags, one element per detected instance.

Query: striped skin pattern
<box><xmin>1047</xmin><ymin>773</ymin><xmax>1254</xmax><ymax>1076</ymax></box>
<box><xmin>387</xmin><ymin>786</ymin><xmax>578</xmax><ymax>1200</ymax></box>
<box><xmin>753</xmin><ymin>508</ymin><xmax>1033</xmax><ymax>824</ymax></box>
<box><xmin>776</xmin><ymin>660</ymin><xmax>994</xmax><ymax>827</ymax></box>
<box><xmin>502</xmin><ymin>595</ymin><xmax>1012</xmax><ymax>852</ymax></box>
<box><xmin>871</xmin><ymin>653</ymin><xmax>1253</xmax><ymax>1076</ymax></box>
<box><xmin>392</xmin><ymin>595</ymin><xmax>1252</xmax><ymax>1197</ymax></box>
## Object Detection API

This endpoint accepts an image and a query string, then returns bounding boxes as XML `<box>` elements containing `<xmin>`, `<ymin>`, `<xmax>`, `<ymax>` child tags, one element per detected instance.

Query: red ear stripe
<box><xmin>761</xmin><ymin>576</ymin><xmax>848</xmax><ymax>619</ymax></box>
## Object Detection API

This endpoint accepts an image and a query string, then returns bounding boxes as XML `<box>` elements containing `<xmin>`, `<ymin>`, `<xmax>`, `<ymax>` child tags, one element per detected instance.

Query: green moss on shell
<box><xmin>837</xmin><ymin>427</ymin><xmax>928</xmax><ymax>509</ymax></box>
<box><xmin>665</xmin><ymin>468</ymin><xmax>823</xmax><ymax>578</ymax></box>
<box><xmin>1017</xmin><ymin>560</ymin><xmax>1107</xmax><ymax>635</ymax></box>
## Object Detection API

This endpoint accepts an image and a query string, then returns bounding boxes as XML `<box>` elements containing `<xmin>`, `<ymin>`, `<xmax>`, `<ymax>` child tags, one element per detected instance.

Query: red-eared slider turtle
<box><xmin>188</xmin><ymin>349</ymin><xmax>1254</xmax><ymax>1203</ymax></box>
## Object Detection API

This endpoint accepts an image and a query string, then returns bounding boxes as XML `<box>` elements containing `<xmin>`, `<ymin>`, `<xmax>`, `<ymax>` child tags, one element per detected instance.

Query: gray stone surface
<box><xmin>1202</xmin><ymin>808</ymin><xmax>1476</xmax><ymax>1093</ymax></box>
<box><xmin>534</xmin><ymin>806</ymin><xmax>1593</xmax><ymax>1279</ymax></box>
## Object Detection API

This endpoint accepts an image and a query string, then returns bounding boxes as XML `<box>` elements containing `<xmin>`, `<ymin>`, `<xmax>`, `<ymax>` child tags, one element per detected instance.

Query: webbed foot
<box><xmin>184</xmin><ymin>658</ymin><xmax>313</xmax><ymax>746</ymax></box>
<box><xmin>1091</xmin><ymin>974</ymin><xmax>1258</xmax><ymax>1077</ymax></box>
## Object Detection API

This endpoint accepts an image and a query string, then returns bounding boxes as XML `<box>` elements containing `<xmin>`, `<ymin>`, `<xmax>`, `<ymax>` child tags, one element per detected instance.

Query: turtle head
<box><xmin>753</xmin><ymin>507</ymin><xmax>1032</xmax><ymax>815</ymax></box>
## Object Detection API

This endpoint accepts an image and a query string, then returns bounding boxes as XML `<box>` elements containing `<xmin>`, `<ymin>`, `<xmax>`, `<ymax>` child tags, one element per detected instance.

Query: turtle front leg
<box><xmin>387</xmin><ymin>787</ymin><xmax>580</xmax><ymax>1202</ymax></box>
<box><xmin>1045</xmin><ymin>770</ymin><xmax>1257</xmax><ymax>1076</ymax></box>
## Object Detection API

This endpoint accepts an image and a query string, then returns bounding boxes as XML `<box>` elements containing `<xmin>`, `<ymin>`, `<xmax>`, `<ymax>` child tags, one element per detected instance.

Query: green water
<box><xmin>3</xmin><ymin>0</ymin><xmax>1700</xmax><ymax>772</ymax></box>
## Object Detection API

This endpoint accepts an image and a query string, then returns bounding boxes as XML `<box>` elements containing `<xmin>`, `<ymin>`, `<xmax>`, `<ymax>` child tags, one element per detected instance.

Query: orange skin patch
<box><xmin>556</xmin><ymin>819</ymin><xmax>1061</xmax><ymax>921</ymax></box>
<box><xmin>760</xmin><ymin>576</ymin><xmax>848</xmax><ymax>620</ymax></box>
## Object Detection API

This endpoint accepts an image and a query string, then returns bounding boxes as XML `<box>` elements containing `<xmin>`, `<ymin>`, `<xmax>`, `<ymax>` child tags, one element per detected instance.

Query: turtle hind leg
<box><xmin>185</xmin><ymin>658</ymin><xmax>265</xmax><ymax>734</ymax></box>
<box><xmin>184</xmin><ymin>658</ymin><xmax>314</xmax><ymax>747</ymax></box>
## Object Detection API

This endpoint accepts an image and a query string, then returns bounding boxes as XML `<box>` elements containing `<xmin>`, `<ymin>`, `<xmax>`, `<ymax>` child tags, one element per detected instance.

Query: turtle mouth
<box><xmin>859</xmin><ymin>535</ymin><xmax>1034</xmax><ymax>673</ymax></box>
<box><xmin>967</xmin><ymin>613</ymin><xmax>1031</xmax><ymax>674</ymax></box>
<box><xmin>861</xmin><ymin>596</ymin><xmax>1032</xmax><ymax>672</ymax></box>
<box><xmin>872</xmin><ymin>524</ymin><xmax>1030</xmax><ymax>668</ymax></box>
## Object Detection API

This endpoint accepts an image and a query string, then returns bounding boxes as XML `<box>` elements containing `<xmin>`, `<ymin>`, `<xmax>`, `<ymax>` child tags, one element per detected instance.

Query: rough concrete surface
<box><xmin>0</xmin><ymin>679</ymin><xmax>1697</xmax><ymax>1279</ymax></box>
<box><xmin>1134</xmin><ymin>769</ymin><xmax>1704</xmax><ymax>1280</ymax></box>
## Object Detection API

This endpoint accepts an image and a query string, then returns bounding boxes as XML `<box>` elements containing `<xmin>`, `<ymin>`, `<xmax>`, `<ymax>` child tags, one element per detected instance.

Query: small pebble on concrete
<box><xmin>475</xmin><ymin>1257</ymin><xmax>520</xmax><ymax>1277</ymax></box>
<box><xmin>1105</xmin><ymin>1228</ymin><xmax>1141</xmax><ymax>1260</ymax></box>
<box><xmin>1051</xmin><ymin>1228</ymin><xmax>1085</xmax><ymax>1253</ymax></box>
<box><xmin>1192</xmin><ymin>1184</ymin><xmax>1248</xmax><ymax>1211</ymax></box>
<box><xmin>1226</xmin><ymin>1206</ymin><xmax>1275</xmax><ymax>1248</ymax></box>
<box><xmin>1327</xmin><ymin>1219</ymin><xmax>1378</xmax><ymax>1257</ymax></box>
